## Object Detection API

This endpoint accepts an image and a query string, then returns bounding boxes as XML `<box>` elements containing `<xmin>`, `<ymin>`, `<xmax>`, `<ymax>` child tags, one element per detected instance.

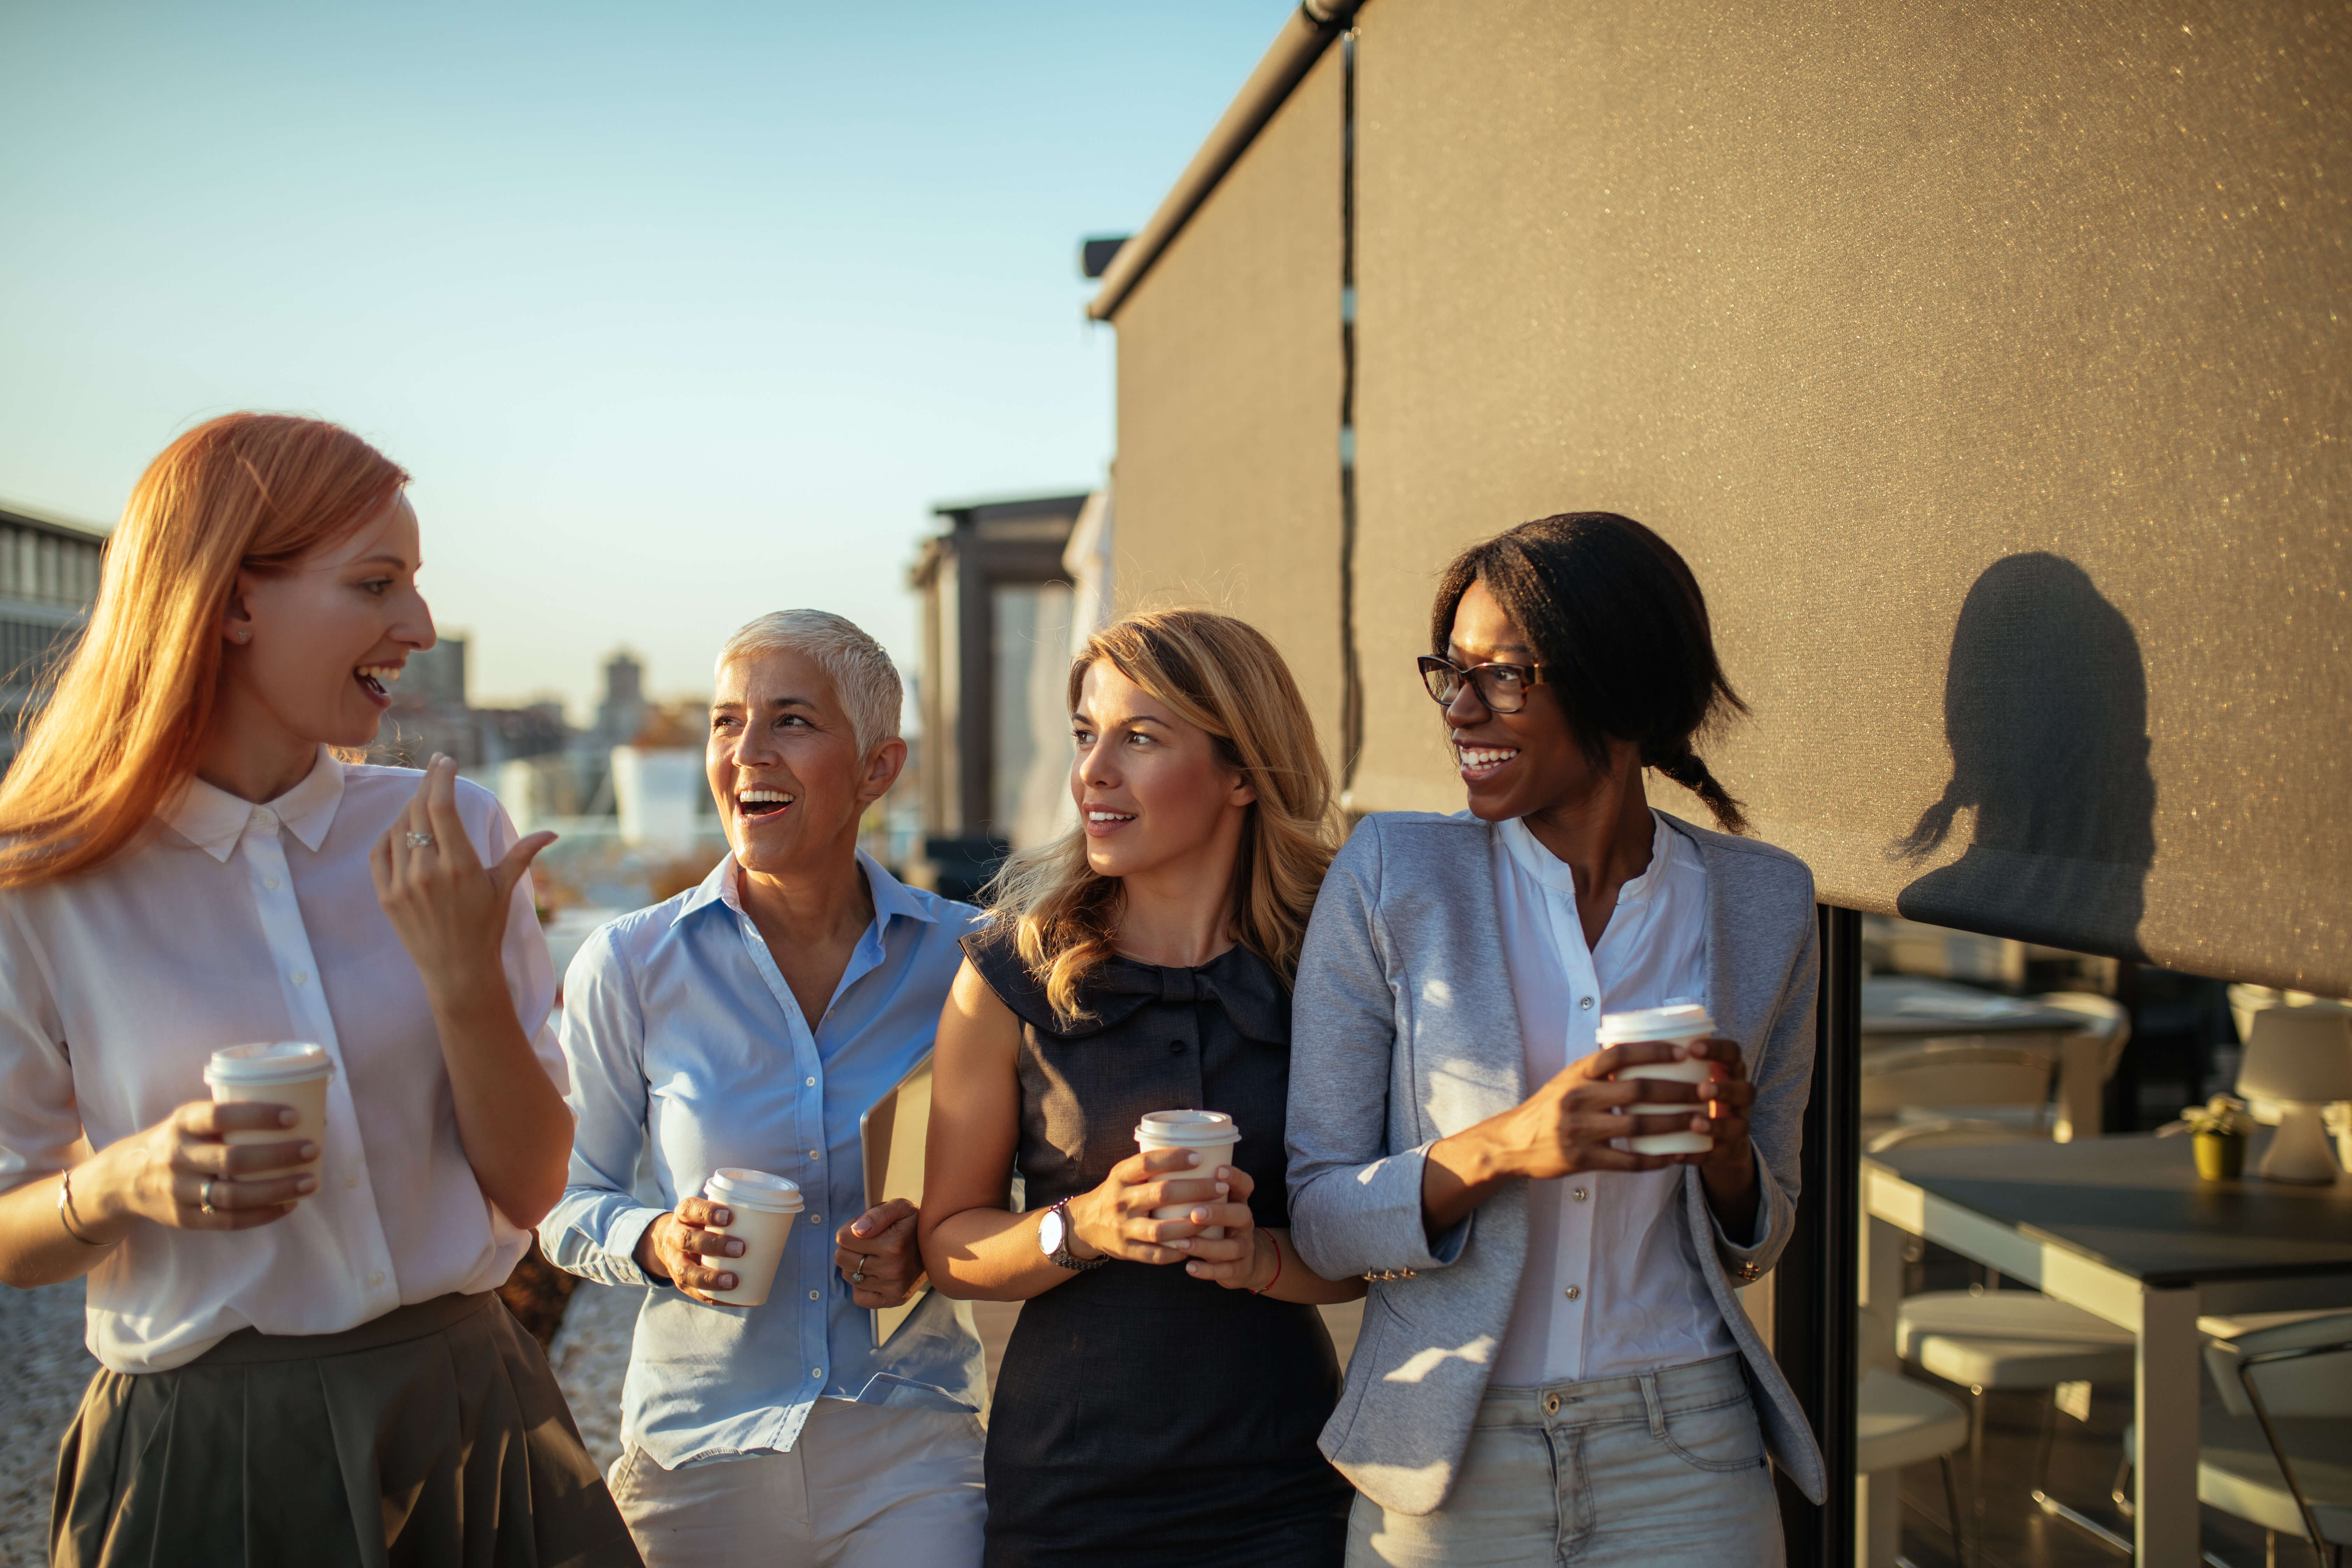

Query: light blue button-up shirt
<box><xmin>539</xmin><ymin>851</ymin><xmax>986</xmax><ymax>1469</ymax></box>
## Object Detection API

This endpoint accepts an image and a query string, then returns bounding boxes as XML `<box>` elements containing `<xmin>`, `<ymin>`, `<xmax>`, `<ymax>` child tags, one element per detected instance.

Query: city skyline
<box><xmin>0</xmin><ymin>1</ymin><xmax>1292</xmax><ymax>718</ymax></box>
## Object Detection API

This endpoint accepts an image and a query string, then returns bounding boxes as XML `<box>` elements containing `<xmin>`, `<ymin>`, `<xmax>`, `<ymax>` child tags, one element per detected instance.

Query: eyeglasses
<box><xmin>1417</xmin><ymin>655</ymin><xmax>1549</xmax><ymax>714</ymax></box>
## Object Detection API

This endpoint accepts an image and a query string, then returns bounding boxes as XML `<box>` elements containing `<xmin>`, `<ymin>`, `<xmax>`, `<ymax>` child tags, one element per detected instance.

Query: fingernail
<box><xmin>712</xmin><ymin>1208</ymin><xmax>730</xmax><ymax>1224</ymax></box>
<box><xmin>299</xmin><ymin>1142</ymin><xmax>319</xmax><ymax>1159</ymax></box>
<box><xmin>727</xmin><ymin>1239</ymin><xmax>744</xmax><ymax>1256</ymax></box>
<box><xmin>719</xmin><ymin>1274</ymin><xmax>736</xmax><ymax>1289</ymax></box>
<box><xmin>1187</xmin><ymin>1263</ymin><xmax>1204</xmax><ymax>1275</ymax></box>
<box><xmin>1185</xmin><ymin>1152</ymin><xmax>1200</xmax><ymax>1166</ymax></box>
<box><xmin>278</xmin><ymin>1108</ymin><xmax>297</xmax><ymax>1126</ymax></box>
<box><xmin>297</xmin><ymin>1176</ymin><xmax>317</xmax><ymax>1194</ymax></box>
<box><xmin>1170</xmin><ymin>1239</ymin><xmax>1191</xmax><ymax>1250</ymax></box>
<box><xmin>1192</xmin><ymin>1209</ymin><xmax>1209</xmax><ymax>1223</ymax></box>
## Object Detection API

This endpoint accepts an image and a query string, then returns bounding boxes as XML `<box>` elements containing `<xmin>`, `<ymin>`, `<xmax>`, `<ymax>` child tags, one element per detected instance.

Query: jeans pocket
<box><xmin>1658</xmin><ymin>1394</ymin><xmax>1768</xmax><ymax>1474</ymax></box>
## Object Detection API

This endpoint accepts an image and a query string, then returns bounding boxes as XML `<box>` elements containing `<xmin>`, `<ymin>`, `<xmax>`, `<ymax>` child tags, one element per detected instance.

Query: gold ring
<box><xmin>200</xmin><ymin>1178</ymin><xmax>218</xmax><ymax>1216</ymax></box>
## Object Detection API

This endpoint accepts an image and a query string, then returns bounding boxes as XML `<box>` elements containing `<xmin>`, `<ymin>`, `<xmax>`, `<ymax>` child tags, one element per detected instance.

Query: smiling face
<box><xmin>220</xmin><ymin>491</ymin><xmax>435</xmax><ymax>750</ymax></box>
<box><xmin>1070</xmin><ymin>659</ymin><xmax>1255</xmax><ymax>883</ymax></box>
<box><xmin>1444</xmin><ymin>577</ymin><xmax>1613</xmax><ymax>822</ymax></box>
<box><xmin>708</xmin><ymin>647</ymin><xmax>904</xmax><ymax>876</ymax></box>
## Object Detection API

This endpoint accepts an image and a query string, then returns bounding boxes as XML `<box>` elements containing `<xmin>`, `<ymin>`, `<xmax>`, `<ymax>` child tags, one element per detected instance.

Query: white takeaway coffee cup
<box><xmin>1135</xmin><ymin>1110</ymin><xmax>1240</xmax><ymax>1240</ymax></box>
<box><xmin>700</xmin><ymin>1168</ymin><xmax>804</xmax><ymax>1307</ymax></box>
<box><xmin>204</xmin><ymin>1043</ymin><xmax>332</xmax><ymax>1188</ymax></box>
<box><xmin>1596</xmin><ymin>1003</ymin><xmax>1718</xmax><ymax>1155</ymax></box>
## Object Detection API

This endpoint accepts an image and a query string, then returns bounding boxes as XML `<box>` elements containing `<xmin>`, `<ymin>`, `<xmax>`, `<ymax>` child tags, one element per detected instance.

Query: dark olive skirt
<box><xmin>52</xmin><ymin>1291</ymin><xmax>640</xmax><ymax>1568</ymax></box>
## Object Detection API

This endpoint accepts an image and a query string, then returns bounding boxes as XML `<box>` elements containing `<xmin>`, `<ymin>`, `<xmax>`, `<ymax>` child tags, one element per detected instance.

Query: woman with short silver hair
<box><xmin>542</xmin><ymin>608</ymin><xmax>990</xmax><ymax>1568</ymax></box>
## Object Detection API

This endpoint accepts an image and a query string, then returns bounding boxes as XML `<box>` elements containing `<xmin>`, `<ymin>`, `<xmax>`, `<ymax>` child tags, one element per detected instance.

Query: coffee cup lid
<box><xmin>204</xmin><ymin>1042</ymin><xmax>333</xmax><ymax>1086</ymax></box>
<box><xmin>1134</xmin><ymin>1109</ymin><xmax>1239</xmax><ymax>1146</ymax></box>
<box><xmin>1595</xmin><ymin>1003</ymin><xmax>1716</xmax><ymax>1045</ymax></box>
<box><xmin>705</xmin><ymin>1167</ymin><xmax>804</xmax><ymax>1212</ymax></box>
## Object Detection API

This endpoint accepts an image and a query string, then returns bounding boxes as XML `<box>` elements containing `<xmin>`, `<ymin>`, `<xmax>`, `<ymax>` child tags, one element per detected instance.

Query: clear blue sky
<box><xmin>0</xmin><ymin>1</ymin><xmax>1290</xmax><ymax>718</ymax></box>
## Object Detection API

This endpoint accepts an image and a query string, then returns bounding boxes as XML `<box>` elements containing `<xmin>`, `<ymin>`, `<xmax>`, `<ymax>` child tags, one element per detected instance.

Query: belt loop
<box><xmin>1641</xmin><ymin>1372</ymin><xmax>1665</xmax><ymax>1440</ymax></box>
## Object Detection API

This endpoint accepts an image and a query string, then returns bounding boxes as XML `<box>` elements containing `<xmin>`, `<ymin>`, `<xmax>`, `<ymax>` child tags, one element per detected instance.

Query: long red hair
<box><xmin>0</xmin><ymin>414</ymin><xmax>408</xmax><ymax>888</ymax></box>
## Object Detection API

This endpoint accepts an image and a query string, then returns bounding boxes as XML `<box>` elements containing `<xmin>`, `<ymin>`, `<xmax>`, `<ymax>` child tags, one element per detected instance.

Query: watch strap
<box><xmin>1046</xmin><ymin>1198</ymin><xmax>1110</xmax><ymax>1272</ymax></box>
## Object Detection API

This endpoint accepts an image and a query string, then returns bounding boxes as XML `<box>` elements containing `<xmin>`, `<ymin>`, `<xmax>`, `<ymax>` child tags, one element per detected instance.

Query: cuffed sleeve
<box><xmin>537</xmin><ymin>924</ymin><xmax>664</xmax><ymax>1287</ymax></box>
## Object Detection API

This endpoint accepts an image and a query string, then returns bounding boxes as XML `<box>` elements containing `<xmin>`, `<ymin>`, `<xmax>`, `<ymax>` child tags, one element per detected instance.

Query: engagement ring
<box><xmin>405</xmin><ymin>832</ymin><xmax>434</xmax><ymax>849</ymax></box>
<box><xmin>851</xmin><ymin>1261</ymin><xmax>867</xmax><ymax>1284</ymax></box>
<box><xmin>200</xmin><ymin>1179</ymin><xmax>218</xmax><ymax>1216</ymax></box>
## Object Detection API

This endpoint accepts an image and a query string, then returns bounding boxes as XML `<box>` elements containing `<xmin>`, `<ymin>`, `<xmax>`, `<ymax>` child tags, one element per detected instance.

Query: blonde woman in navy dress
<box><xmin>0</xmin><ymin>414</ymin><xmax>637</xmax><ymax>1567</ymax></box>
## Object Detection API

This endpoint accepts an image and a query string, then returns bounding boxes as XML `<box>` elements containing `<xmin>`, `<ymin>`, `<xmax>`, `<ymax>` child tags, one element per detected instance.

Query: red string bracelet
<box><xmin>1251</xmin><ymin>1231</ymin><xmax>1285</xmax><ymax>1296</ymax></box>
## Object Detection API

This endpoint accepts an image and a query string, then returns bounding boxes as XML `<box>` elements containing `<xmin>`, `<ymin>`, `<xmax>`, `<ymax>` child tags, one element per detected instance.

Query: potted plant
<box><xmin>2160</xmin><ymin>1095</ymin><xmax>2254</xmax><ymax>1180</ymax></box>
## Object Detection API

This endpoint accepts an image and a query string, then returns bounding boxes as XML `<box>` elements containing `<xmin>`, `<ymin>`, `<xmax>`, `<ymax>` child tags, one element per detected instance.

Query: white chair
<box><xmin>1863</xmin><ymin>1039</ymin><xmax>2061</xmax><ymax>1152</ymax></box>
<box><xmin>2114</xmin><ymin>1311</ymin><xmax>2352</xmax><ymax>1567</ymax></box>
<box><xmin>1898</xmin><ymin>1288</ymin><xmax>2139</xmax><ymax>1539</ymax></box>
<box><xmin>1857</xmin><ymin>1366</ymin><xmax>1971</xmax><ymax>1567</ymax></box>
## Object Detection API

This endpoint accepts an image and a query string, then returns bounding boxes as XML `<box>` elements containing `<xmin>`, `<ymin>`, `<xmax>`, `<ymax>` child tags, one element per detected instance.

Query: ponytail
<box><xmin>1649</xmin><ymin>744</ymin><xmax>1750</xmax><ymax>835</ymax></box>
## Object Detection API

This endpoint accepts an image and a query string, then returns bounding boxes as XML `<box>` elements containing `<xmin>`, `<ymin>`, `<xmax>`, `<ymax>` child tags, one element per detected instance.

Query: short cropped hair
<box><xmin>716</xmin><ymin>610</ymin><xmax>903</xmax><ymax>756</ymax></box>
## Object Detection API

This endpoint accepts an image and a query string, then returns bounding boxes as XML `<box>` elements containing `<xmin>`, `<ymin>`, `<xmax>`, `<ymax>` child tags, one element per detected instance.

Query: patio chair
<box><xmin>1863</xmin><ymin>1039</ymin><xmax>2059</xmax><ymax>1153</ymax></box>
<box><xmin>1897</xmin><ymin>1287</ymin><xmax>2138</xmax><ymax>1541</ymax></box>
<box><xmin>2113</xmin><ymin>1310</ymin><xmax>2352</xmax><ymax>1567</ymax></box>
<box><xmin>1857</xmin><ymin>1365</ymin><xmax>1971</xmax><ymax>1567</ymax></box>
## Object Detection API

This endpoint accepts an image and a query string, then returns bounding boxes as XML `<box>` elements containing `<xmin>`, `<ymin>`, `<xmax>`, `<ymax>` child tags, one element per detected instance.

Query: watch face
<box><xmin>1038</xmin><ymin>1207</ymin><xmax>1065</xmax><ymax>1258</ymax></box>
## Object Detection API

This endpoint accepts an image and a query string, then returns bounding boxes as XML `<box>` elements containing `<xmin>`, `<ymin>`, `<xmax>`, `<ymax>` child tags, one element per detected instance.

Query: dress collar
<box><xmin>162</xmin><ymin>748</ymin><xmax>345</xmax><ymax>862</ymax></box>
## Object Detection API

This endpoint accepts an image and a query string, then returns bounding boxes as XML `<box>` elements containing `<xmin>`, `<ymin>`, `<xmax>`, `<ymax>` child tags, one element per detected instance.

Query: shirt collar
<box><xmin>162</xmin><ymin>747</ymin><xmax>346</xmax><ymax>862</ymax></box>
<box><xmin>684</xmin><ymin>849</ymin><xmax>940</xmax><ymax>929</ymax></box>
<box><xmin>1499</xmin><ymin>807</ymin><xmax>1676</xmax><ymax>906</ymax></box>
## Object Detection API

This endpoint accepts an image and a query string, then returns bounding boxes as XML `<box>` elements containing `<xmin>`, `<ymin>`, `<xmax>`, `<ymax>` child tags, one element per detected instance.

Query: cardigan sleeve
<box><xmin>1284</xmin><ymin>821</ymin><xmax>1472</xmax><ymax>1281</ymax></box>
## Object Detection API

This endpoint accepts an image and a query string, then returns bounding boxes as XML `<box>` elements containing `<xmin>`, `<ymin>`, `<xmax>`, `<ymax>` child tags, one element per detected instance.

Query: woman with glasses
<box><xmin>919</xmin><ymin>609</ymin><xmax>1364</xmax><ymax>1566</ymax></box>
<box><xmin>1285</xmin><ymin>513</ymin><xmax>1827</xmax><ymax>1564</ymax></box>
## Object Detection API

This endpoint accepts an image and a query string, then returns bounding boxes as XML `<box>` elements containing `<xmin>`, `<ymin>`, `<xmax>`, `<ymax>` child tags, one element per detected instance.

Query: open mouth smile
<box><xmin>1456</xmin><ymin>744</ymin><xmax>1520</xmax><ymax>781</ymax></box>
<box><xmin>737</xmin><ymin>788</ymin><xmax>795</xmax><ymax>820</ymax></box>
<box><xmin>356</xmin><ymin>664</ymin><xmax>402</xmax><ymax>707</ymax></box>
<box><xmin>1083</xmin><ymin>807</ymin><xmax>1137</xmax><ymax>837</ymax></box>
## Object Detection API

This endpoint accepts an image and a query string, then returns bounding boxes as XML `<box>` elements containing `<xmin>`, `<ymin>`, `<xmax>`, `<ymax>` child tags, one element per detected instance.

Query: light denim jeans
<box><xmin>1346</xmin><ymin>1353</ymin><xmax>1786</xmax><ymax>1566</ymax></box>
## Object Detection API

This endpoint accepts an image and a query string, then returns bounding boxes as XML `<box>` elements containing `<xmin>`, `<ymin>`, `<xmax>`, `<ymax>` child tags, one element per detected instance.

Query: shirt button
<box><xmin>811</xmin><ymin>1367</ymin><xmax>824</xmax><ymax>1380</ymax></box>
<box><xmin>292</xmin><ymin>970</ymin><xmax>309</xmax><ymax>986</ymax></box>
<box><xmin>1571</xmin><ymin>1187</ymin><xmax>1589</xmax><ymax>1202</ymax></box>
<box><xmin>1169</xmin><ymin>1041</ymin><xmax>1186</xmax><ymax>1055</ymax></box>
<box><xmin>808</xmin><ymin>1290</ymin><xmax>821</xmax><ymax>1301</ymax></box>
<box><xmin>344</xmin><ymin>1174</ymin><xmax>359</xmax><ymax>1190</ymax></box>
<box><xmin>808</xmin><ymin>1214</ymin><xmax>821</xmax><ymax>1225</ymax></box>
<box><xmin>807</xmin><ymin>1150</ymin><xmax>821</xmax><ymax>1160</ymax></box>
<box><xmin>804</xmin><ymin>1077</ymin><xmax>817</xmax><ymax>1087</ymax></box>
<box><xmin>253</xmin><ymin>809</ymin><xmax>277</xmax><ymax>830</ymax></box>
<box><xmin>366</xmin><ymin>1270</ymin><xmax>385</xmax><ymax>1288</ymax></box>
<box><xmin>264</xmin><ymin>876</ymin><xmax>280</xmax><ymax>890</ymax></box>
<box><xmin>1564</xmin><ymin>1284</ymin><xmax>1582</xmax><ymax>1301</ymax></box>
<box><xmin>1579</xmin><ymin>996</ymin><xmax>1594</xmax><ymax>1010</ymax></box>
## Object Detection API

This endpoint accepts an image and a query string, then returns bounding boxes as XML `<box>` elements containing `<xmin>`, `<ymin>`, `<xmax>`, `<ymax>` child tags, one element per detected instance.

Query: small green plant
<box><xmin>2159</xmin><ymin>1094</ymin><xmax>2253</xmax><ymax>1138</ymax></box>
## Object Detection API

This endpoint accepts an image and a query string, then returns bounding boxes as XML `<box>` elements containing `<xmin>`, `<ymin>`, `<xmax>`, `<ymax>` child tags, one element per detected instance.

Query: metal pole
<box><xmin>1778</xmin><ymin>904</ymin><xmax>1862</xmax><ymax>1567</ymax></box>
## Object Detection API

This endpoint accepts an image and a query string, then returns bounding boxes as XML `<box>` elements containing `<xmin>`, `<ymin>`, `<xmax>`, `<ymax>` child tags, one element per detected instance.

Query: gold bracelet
<box><xmin>57</xmin><ymin>1168</ymin><xmax>107</xmax><ymax>1247</ymax></box>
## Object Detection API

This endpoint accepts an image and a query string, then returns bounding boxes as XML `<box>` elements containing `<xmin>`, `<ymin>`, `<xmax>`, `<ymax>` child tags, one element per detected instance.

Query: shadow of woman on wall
<box><xmin>1892</xmin><ymin>552</ymin><xmax>2155</xmax><ymax>960</ymax></box>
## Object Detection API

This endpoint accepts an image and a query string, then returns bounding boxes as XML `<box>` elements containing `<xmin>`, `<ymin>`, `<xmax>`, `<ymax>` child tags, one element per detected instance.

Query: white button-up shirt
<box><xmin>0</xmin><ymin>750</ymin><xmax>564</xmax><ymax>1373</ymax></box>
<box><xmin>1489</xmin><ymin>809</ymin><xmax>1736</xmax><ymax>1386</ymax></box>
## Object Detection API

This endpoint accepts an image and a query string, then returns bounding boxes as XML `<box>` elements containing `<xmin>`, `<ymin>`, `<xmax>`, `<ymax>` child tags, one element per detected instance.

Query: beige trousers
<box><xmin>608</xmin><ymin>1398</ymin><xmax>985</xmax><ymax>1568</ymax></box>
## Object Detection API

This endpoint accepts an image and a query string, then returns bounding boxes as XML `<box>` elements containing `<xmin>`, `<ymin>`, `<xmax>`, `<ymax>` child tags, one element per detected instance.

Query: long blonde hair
<box><xmin>0</xmin><ymin>414</ymin><xmax>408</xmax><ymax>887</ymax></box>
<box><xmin>986</xmin><ymin>608</ymin><xmax>1339</xmax><ymax>1019</ymax></box>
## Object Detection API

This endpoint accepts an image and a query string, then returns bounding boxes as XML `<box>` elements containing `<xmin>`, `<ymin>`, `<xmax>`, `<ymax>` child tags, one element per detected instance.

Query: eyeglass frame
<box><xmin>1416</xmin><ymin>654</ymin><xmax>1552</xmax><ymax>715</ymax></box>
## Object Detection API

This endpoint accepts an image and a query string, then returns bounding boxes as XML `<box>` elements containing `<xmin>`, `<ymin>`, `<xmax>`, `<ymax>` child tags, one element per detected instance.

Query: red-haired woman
<box><xmin>0</xmin><ymin>415</ymin><xmax>638</xmax><ymax>1566</ymax></box>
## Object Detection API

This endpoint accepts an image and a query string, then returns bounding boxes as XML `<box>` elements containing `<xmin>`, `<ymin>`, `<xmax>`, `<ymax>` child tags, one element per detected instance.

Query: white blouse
<box><xmin>0</xmin><ymin>750</ymin><xmax>565</xmax><ymax>1373</ymax></box>
<box><xmin>1489</xmin><ymin>809</ymin><xmax>1737</xmax><ymax>1387</ymax></box>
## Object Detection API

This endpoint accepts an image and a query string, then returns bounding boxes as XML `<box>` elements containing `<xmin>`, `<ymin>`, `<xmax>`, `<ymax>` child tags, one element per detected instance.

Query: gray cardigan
<box><xmin>1286</xmin><ymin>809</ymin><xmax>1828</xmax><ymax>1514</ymax></box>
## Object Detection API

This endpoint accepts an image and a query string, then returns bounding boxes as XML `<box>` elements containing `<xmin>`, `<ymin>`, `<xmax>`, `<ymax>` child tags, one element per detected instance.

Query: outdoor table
<box><xmin>1861</xmin><ymin>1132</ymin><xmax>2352</xmax><ymax>1566</ymax></box>
<box><xmin>1862</xmin><ymin>974</ymin><xmax>2108</xmax><ymax>1139</ymax></box>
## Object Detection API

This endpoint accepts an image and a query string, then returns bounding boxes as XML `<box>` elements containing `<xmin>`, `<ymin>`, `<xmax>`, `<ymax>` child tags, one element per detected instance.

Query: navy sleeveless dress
<box><xmin>963</xmin><ymin>926</ymin><xmax>1350</xmax><ymax>1567</ymax></box>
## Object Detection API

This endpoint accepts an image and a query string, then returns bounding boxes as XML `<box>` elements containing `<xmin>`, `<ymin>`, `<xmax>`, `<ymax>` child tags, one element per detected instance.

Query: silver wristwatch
<box><xmin>1039</xmin><ymin>1197</ymin><xmax>1109</xmax><ymax>1272</ymax></box>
